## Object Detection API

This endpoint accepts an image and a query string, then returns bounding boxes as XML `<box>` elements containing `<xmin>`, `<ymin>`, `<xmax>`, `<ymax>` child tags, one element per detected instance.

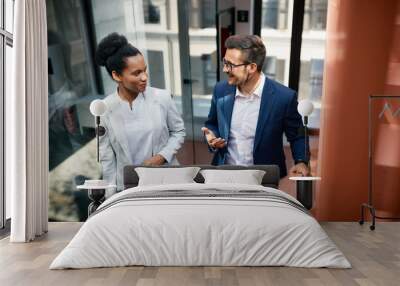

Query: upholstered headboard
<box><xmin>123</xmin><ymin>165</ymin><xmax>280</xmax><ymax>190</ymax></box>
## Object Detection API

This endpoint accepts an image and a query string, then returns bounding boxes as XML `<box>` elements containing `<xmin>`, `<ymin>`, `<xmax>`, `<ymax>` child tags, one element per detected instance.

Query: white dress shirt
<box><xmin>117</xmin><ymin>93</ymin><xmax>154</xmax><ymax>164</ymax></box>
<box><xmin>100</xmin><ymin>86</ymin><xmax>185</xmax><ymax>195</ymax></box>
<box><xmin>226</xmin><ymin>73</ymin><xmax>266</xmax><ymax>165</ymax></box>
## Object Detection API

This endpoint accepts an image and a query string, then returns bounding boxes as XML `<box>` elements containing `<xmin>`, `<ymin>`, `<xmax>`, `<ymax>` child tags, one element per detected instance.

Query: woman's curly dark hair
<box><xmin>95</xmin><ymin>33</ymin><xmax>141</xmax><ymax>76</ymax></box>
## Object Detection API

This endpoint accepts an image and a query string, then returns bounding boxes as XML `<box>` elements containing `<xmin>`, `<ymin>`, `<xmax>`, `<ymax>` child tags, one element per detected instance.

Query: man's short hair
<box><xmin>225</xmin><ymin>35</ymin><xmax>266</xmax><ymax>72</ymax></box>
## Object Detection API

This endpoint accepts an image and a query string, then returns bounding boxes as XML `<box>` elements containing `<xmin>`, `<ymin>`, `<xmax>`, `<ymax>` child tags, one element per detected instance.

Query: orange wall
<box><xmin>316</xmin><ymin>0</ymin><xmax>400</xmax><ymax>221</ymax></box>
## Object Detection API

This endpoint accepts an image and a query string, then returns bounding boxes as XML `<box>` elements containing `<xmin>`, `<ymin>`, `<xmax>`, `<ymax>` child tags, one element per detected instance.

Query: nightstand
<box><xmin>289</xmin><ymin>176</ymin><xmax>321</xmax><ymax>210</ymax></box>
<box><xmin>77</xmin><ymin>184</ymin><xmax>116</xmax><ymax>216</ymax></box>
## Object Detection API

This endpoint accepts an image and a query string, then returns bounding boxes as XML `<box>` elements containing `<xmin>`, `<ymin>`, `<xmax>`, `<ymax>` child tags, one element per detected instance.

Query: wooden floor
<box><xmin>0</xmin><ymin>222</ymin><xmax>399</xmax><ymax>286</ymax></box>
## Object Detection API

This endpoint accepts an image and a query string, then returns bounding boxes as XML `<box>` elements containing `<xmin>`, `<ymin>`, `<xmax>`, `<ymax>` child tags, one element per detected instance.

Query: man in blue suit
<box><xmin>202</xmin><ymin>35</ymin><xmax>309</xmax><ymax>177</ymax></box>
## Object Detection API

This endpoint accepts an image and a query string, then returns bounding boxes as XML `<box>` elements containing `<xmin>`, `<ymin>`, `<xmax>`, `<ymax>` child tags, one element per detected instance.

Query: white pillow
<box><xmin>200</xmin><ymin>169</ymin><xmax>266</xmax><ymax>185</ymax></box>
<box><xmin>135</xmin><ymin>167</ymin><xmax>201</xmax><ymax>186</ymax></box>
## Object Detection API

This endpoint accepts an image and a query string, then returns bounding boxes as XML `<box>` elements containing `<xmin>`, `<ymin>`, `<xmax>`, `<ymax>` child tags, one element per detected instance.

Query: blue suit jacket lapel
<box><xmin>254</xmin><ymin>78</ymin><xmax>276</xmax><ymax>152</ymax></box>
<box><xmin>218</xmin><ymin>85</ymin><xmax>235</xmax><ymax>139</ymax></box>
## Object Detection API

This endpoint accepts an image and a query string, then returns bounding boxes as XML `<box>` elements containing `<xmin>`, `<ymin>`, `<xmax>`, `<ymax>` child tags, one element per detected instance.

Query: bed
<box><xmin>50</xmin><ymin>165</ymin><xmax>350</xmax><ymax>269</ymax></box>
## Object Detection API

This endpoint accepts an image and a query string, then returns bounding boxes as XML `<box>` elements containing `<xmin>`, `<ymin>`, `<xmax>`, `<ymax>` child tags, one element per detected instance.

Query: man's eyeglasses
<box><xmin>222</xmin><ymin>58</ymin><xmax>250</xmax><ymax>72</ymax></box>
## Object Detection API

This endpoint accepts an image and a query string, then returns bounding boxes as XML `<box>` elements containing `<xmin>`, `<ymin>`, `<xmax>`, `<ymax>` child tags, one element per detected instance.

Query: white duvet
<box><xmin>50</xmin><ymin>183</ymin><xmax>351</xmax><ymax>269</ymax></box>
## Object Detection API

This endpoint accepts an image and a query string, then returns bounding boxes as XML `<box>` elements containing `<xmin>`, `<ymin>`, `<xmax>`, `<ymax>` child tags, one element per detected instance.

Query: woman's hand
<box><xmin>143</xmin><ymin>154</ymin><xmax>166</xmax><ymax>166</ymax></box>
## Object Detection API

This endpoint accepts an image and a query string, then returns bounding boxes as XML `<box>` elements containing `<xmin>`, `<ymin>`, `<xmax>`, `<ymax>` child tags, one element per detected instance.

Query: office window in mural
<box><xmin>143</xmin><ymin>0</ymin><xmax>161</xmax><ymax>24</ymax></box>
<box><xmin>263</xmin><ymin>56</ymin><xmax>285</xmax><ymax>84</ymax></box>
<box><xmin>262</xmin><ymin>0</ymin><xmax>288</xmax><ymax>30</ymax></box>
<box><xmin>299</xmin><ymin>0</ymin><xmax>328</xmax><ymax>128</ymax></box>
<box><xmin>261</xmin><ymin>0</ymin><xmax>291</xmax><ymax>86</ymax></box>
<box><xmin>189</xmin><ymin>0</ymin><xmax>215</xmax><ymax>29</ymax></box>
<box><xmin>299</xmin><ymin>59</ymin><xmax>324</xmax><ymax>102</ymax></box>
<box><xmin>147</xmin><ymin>50</ymin><xmax>166</xmax><ymax>89</ymax></box>
<box><xmin>190</xmin><ymin>54</ymin><xmax>216</xmax><ymax>96</ymax></box>
<box><xmin>303</xmin><ymin>0</ymin><xmax>328</xmax><ymax>31</ymax></box>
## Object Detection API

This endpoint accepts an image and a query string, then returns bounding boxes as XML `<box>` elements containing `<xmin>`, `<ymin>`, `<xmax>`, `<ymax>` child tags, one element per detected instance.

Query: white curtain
<box><xmin>8</xmin><ymin>0</ymin><xmax>48</xmax><ymax>242</ymax></box>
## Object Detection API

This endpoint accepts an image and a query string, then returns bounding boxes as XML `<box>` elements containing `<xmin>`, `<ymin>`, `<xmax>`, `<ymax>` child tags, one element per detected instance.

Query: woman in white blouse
<box><xmin>95</xmin><ymin>33</ymin><xmax>185</xmax><ymax>197</ymax></box>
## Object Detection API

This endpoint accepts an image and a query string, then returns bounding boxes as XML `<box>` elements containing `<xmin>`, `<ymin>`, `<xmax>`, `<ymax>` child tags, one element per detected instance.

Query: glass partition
<box><xmin>47</xmin><ymin>0</ymin><xmax>217</xmax><ymax>221</ymax></box>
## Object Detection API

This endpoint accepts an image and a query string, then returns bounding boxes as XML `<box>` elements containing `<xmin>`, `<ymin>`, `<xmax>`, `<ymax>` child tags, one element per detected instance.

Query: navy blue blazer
<box><xmin>204</xmin><ymin>77</ymin><xmax>309</xmax><ymax>178</ymax></box>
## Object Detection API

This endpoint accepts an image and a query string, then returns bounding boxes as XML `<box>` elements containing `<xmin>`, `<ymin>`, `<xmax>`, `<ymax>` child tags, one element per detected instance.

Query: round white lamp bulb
<box><xmin>298</xmin><ymin>99</ymin><xmax>314</xmax><ymax>116</ymax></box>
<box><xmin>90</xmin><ymin>99</ymin><xmax>107</xmax><ymax>116</ymax></box>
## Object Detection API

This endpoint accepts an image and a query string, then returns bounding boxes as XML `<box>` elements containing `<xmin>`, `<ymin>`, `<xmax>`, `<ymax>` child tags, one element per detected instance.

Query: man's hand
<box><xmin>143</xmin><ymin>154</ymin><xmax>166</xmax><ymax>166</ymax></box>
<box><xmin>289</xmin><ymin>162</ymin><xmax>310</xmax><ymax>177</ymax></box>
<box><xmin>201</xmin><ymin>127</ymin><xmax>227</xmax><ymax>149</ymax></box>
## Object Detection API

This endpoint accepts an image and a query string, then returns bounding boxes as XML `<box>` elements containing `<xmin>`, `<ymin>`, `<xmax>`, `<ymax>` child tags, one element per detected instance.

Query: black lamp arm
<box><xmin>95</xmin><ymin>116</ymin><xmax>106</xmax><ymax>162</ymax></box>
<box><xmin>304</xmin><ymin>116</ymin><xmax>310</xmax><ymax>168</ymax></box>
<box><xmin>303</xmin><ymin>115</ymin><xmax>308</xmax><ymax>126</ymax></box>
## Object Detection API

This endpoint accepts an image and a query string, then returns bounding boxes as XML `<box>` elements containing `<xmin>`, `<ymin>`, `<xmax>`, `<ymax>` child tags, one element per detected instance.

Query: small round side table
<box><xmin>77</xmin><ymin>184</ymin><xmax>116</xmax><ymax>216</ymax></box>
<box><xmin>289</xmin><ymin>176</ymin><xmax>321</xmax><ymax>210</ymax></box>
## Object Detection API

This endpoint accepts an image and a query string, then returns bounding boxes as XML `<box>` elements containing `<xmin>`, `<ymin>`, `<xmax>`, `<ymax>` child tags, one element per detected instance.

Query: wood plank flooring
<box><xmin>0</xmin><ymin>222</ymin><xmax>399</xmax><ymax>286</ymax></box>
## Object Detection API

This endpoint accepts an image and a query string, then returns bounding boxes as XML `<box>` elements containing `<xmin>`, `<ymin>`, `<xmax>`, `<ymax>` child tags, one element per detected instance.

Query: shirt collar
<box><xmin>116</xmin><ymin>90</ymin><xmax>144</xmax><ymax>104</ymax></box>
<box><xmin>235</xmin><ymin>72</ymin><xmax>265</xmax><ymax>99</ymax></box>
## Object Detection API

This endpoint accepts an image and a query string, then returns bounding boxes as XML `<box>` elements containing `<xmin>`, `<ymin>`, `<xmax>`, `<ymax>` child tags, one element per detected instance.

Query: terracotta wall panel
<box><xmin>316</xmin><ymin>0</ymin><xmax>400</xmax><ymax>220</ymax></box>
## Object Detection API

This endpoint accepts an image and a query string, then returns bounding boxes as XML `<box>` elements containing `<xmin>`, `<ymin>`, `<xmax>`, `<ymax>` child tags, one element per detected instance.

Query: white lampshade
<box><xmin>298</xmin><ymin>99</ymin><xmax>314</xmax><ymax>116</ymax></box>
<box><xmin>90</xmin><ymin>99</ymin><xmax>107</xmax><ymax>116</ymax></box>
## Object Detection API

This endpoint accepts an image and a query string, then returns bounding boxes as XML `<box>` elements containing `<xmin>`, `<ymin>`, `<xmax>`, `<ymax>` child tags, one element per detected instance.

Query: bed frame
<box><xmin>123</xmin><ymin>165</ymin><xmax>280</xmax><ymax>190</ymax></box>
<box><xmin>123</xmin><ymin>165</ymin><xmax>316</xmax><ymax>209</ymax></box>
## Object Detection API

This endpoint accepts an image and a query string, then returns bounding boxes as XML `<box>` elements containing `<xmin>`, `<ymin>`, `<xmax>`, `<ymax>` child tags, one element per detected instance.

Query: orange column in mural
<box><xmin>315</xmin><ymin>0</ymin><xmax>400</xmax><ymax>221</ymax></box>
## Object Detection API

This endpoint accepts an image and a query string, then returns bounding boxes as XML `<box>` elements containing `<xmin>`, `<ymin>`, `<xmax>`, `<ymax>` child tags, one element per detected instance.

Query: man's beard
<box><xmin>234</xmin><ymin>71</ymin><xmax>251</xmax><ymax>87</ymax></box>
<box><xmin>227</xmin><ymin>73</ymin><xmax>247</xmax><ymax>86</ymax></box>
